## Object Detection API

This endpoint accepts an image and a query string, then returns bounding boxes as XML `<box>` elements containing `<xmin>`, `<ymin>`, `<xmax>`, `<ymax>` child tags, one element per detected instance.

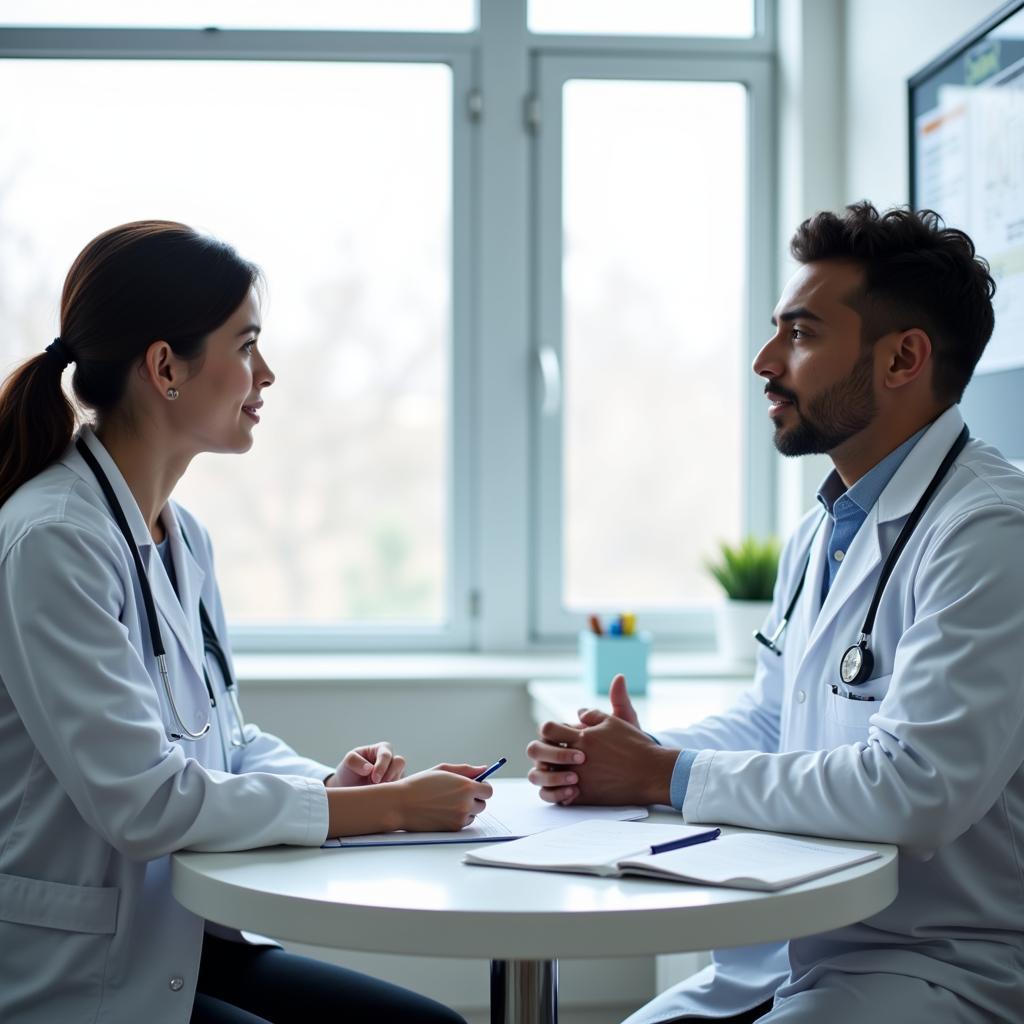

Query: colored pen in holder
<box><xmin>580</xmin><ymin>615</ymin><xmax>650</xmax><ymax>695</ymax></box>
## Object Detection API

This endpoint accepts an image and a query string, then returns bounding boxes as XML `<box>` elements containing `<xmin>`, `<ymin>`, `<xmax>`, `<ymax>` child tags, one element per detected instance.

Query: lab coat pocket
<box><xmin>828</xmin><ymin>673</ymin><xmax>892</xmax><ymax>732</ymax></box>
<box><xmin>0</xmin><ymin>872</ymin><xmax>119</xmax><ymax>1015</ymax></box>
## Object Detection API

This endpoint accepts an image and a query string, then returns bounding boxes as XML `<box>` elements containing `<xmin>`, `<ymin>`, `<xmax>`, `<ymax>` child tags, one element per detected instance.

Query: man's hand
<box><xmin>327</xmin><ymin>741</ymin><xmax>407</xmax><ymax>787</ymax></box>
<box><xmin>526</xmin><ymin>674</ymin><xmax>679</xmax><ymax>806</ymax></box>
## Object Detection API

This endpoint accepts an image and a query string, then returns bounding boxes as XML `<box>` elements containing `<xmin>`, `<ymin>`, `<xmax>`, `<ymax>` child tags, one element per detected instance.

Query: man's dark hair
<box><xmin>790</xmin><ymin>201</ymin><xmax>996</xmax><ymax>404</ymax></box>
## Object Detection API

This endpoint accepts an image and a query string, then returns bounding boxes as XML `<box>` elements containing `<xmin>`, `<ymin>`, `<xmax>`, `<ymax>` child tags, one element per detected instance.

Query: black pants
<box><xmin>190</xmin><ymin>934</ymin><xmax>466</xmax><ymax>1024</ymax></box>
<box><xmin>674</xmin><ymin>1000</ymin><xmax>774</xmax><ymax>1023</ymax></box>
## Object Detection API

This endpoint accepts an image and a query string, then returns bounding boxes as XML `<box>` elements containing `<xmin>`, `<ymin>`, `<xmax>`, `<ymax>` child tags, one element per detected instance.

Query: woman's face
<box><xmin>173</xmin><ymin>289</ymin><xmax>274</xmax><ymax>455</ymax></box>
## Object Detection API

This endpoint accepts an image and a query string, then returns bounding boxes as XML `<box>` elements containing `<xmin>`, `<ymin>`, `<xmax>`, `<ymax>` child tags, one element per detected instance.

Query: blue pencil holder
<box><xmin>579</xmin><ymin>630</ymin><xmax>651</xmax><ymax>696</ymax></box>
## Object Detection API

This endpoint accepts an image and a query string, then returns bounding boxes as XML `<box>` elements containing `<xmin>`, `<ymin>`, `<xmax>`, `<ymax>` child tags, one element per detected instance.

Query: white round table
<box><xmin>172</xmin><ymin>813</ymin><xmax>897</xmax><ymax>1023</ymax></box>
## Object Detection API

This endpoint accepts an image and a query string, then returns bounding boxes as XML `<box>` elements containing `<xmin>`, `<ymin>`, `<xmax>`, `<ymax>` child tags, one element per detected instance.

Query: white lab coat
<box><xmin>628</xmin><ymin>405</ymin><xmax>1024</xmax><ymax>1023</ymax></box>
<box><xmin>0</xmin><ymin>427</ymin><xmax>332</xmax><ymax>1024</ymax></box>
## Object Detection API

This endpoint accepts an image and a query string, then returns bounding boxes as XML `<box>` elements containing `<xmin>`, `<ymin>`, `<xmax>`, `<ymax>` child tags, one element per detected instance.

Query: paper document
<box><xmin>323</xmin><ymin>778</ymin><xmax>648</xmax><ymax>848</ymax></box>
<box><xmin>619</xmin><ymin>833</ymin><xmax>880</xmax><ymax>890</ymax></box>
<box><xmin>464</xmin><ymin>821</ymin><xmax>880</xmax><ymax>890</ymax></box>
<box><xmin>463</xmin><ymin>820</ymin><xmax>718</xmax><ymax>876</ymax></box>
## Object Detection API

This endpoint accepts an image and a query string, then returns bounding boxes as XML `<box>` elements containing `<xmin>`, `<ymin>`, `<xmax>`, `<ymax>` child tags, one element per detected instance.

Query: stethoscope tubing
<box><xmin>754</xmin><ymin>425</ymin><xmax>970</xmax><ymax>683</ymax></box>
<box><xmin>75</xmin><ymin>437</ymin><xmax>250</xmax><ymax>745</ymax></box>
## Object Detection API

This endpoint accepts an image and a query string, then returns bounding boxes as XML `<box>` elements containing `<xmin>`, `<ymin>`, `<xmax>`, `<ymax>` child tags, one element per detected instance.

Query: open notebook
<box><xmin>463</xmin><ymin>820</ymin><xmax>881</xmax><ymax>891</ymax></box>
<box><xmin>323</xmin><ymin>779</ymin><xmax>648</xmax><ymax>848</ymax></box>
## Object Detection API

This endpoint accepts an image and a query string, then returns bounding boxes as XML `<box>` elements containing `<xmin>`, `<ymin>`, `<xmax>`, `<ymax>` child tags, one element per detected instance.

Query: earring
<box><xmin>166</xmin><ymin>387</ymin><xmax>179</xmax><ymax>400</ymax></box>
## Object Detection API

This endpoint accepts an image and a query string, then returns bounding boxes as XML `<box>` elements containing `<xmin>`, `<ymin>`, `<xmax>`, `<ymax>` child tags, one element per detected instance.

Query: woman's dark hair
<box><xmin>790</xmin><ymin>201</ymin><xmax>996</xmax><ymax>404</ymax></box>
<box><xmin>0</xmin><ymin>220</ymin><xmax>260</xmax><ymax>507</ymax></box>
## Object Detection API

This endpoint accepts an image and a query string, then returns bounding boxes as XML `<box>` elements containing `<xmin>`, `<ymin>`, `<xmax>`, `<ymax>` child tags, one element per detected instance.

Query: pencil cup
<box><xmin>579</xmin><ymin>630</ymin><xmax>651</xmax><ymax>696</ymax></box>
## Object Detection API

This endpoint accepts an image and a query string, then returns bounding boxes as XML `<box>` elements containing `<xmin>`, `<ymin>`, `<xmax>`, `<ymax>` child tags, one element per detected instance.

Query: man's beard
<box><xmin>773</xmin><ymin>348</ymin><xmax>877</xmax><ymax>457</ymax></box>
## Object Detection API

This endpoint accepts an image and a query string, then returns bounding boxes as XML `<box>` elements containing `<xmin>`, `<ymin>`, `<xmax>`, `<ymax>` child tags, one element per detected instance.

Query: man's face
<box><xmin>753</xmin><ymin>260</ymin><xmax>877</xmax><ymax>457</ymax></box>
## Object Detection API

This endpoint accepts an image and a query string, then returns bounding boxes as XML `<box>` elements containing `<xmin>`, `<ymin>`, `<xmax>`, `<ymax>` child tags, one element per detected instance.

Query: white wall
<box><xmin>843</xmin><ymin>0</ymin><xmax>1001</xmax><ymax>206</ymax></box>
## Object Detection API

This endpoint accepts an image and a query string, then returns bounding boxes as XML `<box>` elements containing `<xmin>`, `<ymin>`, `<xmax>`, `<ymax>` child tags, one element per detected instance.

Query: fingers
<box><xmin>433</xmin><ymin>762</ymin><xmax>490</xmax><ymax>780</ymax></box>
<box><xmin>576</xmin><ymin>707</ymin><xmax>607</xmax><ymax>726</ymax></box>
<box><xmin>370</xmin><ymin>743</ymin><xmax>393</xmax><ymax>784</ymax></box>
<box><xmin>343</xmin><ymin>749</ymin><xmax>373</xmax><ymax>778</ymax></box>
<box><xmin>527</xmin><ymin>765</ymin><xmax>578</xmax><ymax>788</ymax></box>
<box><xmin>526</xmin><ymin>739</ymin><xmax>585</xmax><ymax>766</ymax></box>
<box><xmin>539</xmin><ymin>720</ymin><xmax>586</xmax><ymax>745</ymax></box>
<box><xmin>608</xmin><ymin>674</ymin><xmax>640</xmax><ymax>726</ymax></box>
<box><xmin>537</xmin><ymin>783</ymin><xmax>579</xmax><ymax>805</ymax></box>
<box><xmin>382</xmin><ymin>754</ymin><xmax>406</xmax><ymax>783</ymax></box>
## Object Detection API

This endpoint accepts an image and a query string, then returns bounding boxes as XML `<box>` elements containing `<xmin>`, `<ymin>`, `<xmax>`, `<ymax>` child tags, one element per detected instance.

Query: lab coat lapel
<box><xmin>796</xmin><ymin>405</ymin><xmax>966</xmax><ymax>672</ymax></box>
<box><xmin>874</xmin><ymin>405</ymin><xmax>965</xmax><ymax>526</ymax></box>
<box><xmin>799</xmin><ymin>504</ymin><xmax>882</xmax><ymax>668</ymax></box>
<box><xmin>69</xmin><ymin>427</ymin><xmax>206</xmax><ymax>680</ymax></box>
<box><xmin>157</xmin><ymin>505</ymin><xmax>207</xmax><ymax>680</ymax></box>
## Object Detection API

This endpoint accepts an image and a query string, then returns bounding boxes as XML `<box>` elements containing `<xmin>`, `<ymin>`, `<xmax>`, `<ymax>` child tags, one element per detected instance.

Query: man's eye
<box><xmin>791</xmin><ymin>327</ymin><xmax>806</xmax><ymax>340</ymax></box>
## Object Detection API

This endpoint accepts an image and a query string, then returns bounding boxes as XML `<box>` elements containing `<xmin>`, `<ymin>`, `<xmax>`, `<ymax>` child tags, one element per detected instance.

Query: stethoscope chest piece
<box><xmin>839</xmin><ymin>638</ymin><xmax>874</xmax><ymax>686</ymax></box>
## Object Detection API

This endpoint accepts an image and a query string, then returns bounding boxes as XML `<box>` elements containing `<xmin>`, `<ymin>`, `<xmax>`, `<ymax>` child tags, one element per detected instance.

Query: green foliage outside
<box><xmin>705</xmin><ymin>536</ymin><xmax>781</xmax><ymax>602</ymax></box>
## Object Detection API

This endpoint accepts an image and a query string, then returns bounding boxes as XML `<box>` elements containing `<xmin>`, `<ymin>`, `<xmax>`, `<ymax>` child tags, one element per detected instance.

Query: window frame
<box><xmin>529</xmin><ymin>51</ymin><xmax>776</xmax><ymax>645</ymax></box>
<box><xmin>0</xmin><ymin>25</ymin><xmax>478</xmax><ymax>652</ymax></box>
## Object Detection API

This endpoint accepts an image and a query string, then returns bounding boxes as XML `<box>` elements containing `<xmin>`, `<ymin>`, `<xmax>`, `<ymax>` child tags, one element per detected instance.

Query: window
<box><xmin>0</xmin><ymin>1</ymin><xmax>476</xmax><ymax>31</ymax></box>
<box><xmin>528</xmin><ymin>0</ymin><xmax>755</xmax><ymax>38</ymax></box>
<box><xmin>0</xmin><ymin>2</ymin><xmax>774</xmax><ymax>650</ymax></box>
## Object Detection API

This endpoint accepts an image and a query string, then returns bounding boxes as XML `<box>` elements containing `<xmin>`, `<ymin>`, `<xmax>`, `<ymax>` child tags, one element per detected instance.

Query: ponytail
<box><xmin>0</xmin><ymin>345</ymin><xmax>76</xmax><ymax>508</ymax></box>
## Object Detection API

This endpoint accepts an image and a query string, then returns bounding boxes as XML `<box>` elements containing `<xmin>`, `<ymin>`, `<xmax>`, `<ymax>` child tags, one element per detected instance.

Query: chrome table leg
<box><xmin>490</xmin><ymin>959</ymin><xmax>558</xmax><ymax>1024</ymax></box>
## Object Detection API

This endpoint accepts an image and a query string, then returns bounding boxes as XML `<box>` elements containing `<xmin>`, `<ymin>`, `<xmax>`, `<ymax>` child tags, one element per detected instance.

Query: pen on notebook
<box><xmin>649</xmin><ymin>828</ymin><xmax>721</xmax><ymax>855</ymax></box>
<box><xmin>473</xmin><ymin>757</ymin><xmax>507</xmax><ymax>782</ymax></box>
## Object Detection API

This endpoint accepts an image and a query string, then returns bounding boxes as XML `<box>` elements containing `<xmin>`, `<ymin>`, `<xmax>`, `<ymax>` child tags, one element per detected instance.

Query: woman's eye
<box><xmin>242</xmin><ymin>339</ymin><xmax>257</xmax><ymax>353</ymax></box>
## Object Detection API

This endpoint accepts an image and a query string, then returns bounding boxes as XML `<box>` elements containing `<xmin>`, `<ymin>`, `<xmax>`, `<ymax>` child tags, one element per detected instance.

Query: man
<box><xmin>528</xmin><ymin>202</ymin><xmax>1024</xmax><ymax>1023</ymax></box>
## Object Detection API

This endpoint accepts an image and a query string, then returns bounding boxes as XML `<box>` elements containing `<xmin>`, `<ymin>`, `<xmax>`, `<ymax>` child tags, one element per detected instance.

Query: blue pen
<box><xmin>649</xmin><ymin>828</ymin><xmax>721</xmax><ymax>855</ymax></box>
<box><xmin>474</xmin><ymin>757</ymin><xmax>507</xmax><ymax>782</ymax></box>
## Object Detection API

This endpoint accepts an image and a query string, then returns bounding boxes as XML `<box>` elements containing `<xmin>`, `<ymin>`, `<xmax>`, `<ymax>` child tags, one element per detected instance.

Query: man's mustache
<box><xmin>765</xmin><ymin>382</ymin><xmax>798</xmax><ymax>404</ymax></box>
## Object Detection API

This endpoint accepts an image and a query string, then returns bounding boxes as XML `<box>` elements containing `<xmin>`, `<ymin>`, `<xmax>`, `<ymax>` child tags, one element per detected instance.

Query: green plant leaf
<box><xmin>704</xmin><ymin>535</ymin><xmax>781</xmax><ymax>601</ymax></box>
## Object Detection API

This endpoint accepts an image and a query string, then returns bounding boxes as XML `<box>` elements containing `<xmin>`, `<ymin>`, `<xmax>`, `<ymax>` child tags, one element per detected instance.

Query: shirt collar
<box><xmin>816</xmin><ymin>423</ymin><xmax>930</xmax><ymax>518</ymax></box>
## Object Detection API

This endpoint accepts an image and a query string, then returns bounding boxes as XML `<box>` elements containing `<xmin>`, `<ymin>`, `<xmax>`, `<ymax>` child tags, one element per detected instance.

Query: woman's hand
<box><xmin>393</xmin><ymin>764</ymin><xmax>492</xmax><ymax>832</ymax></box>
<box><xmin>326</xmin><ymin>741</ymin><xmax>407</xmax><ymax>788</ymax></box>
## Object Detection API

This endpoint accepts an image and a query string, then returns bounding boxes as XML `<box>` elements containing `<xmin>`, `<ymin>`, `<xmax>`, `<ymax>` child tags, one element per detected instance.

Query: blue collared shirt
<box><xmin>667</xmin><ymin>425</ymin><xmax>929</xmax><ymax>811</ymax></box>
<box><xmin>816</xmin><ymin>425</ymin><xmax>928</xmax><ymax>602</ymax></box>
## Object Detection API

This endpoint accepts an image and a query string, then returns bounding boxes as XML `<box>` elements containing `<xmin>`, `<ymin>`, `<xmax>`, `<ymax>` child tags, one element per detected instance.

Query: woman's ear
<box><xmin>140</xmin><ymin>340</ymin><xmax>183</xmax><ymax>397</ymax></box>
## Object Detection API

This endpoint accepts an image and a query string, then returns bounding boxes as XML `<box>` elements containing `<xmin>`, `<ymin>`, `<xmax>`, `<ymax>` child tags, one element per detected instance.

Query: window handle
<box><xmin>537</xmin><ymin>345</ymin><xmax>562</xmax><ymax>417</ymax></box>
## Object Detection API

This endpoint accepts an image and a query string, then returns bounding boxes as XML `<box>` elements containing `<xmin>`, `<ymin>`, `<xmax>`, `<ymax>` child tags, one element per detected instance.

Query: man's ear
<box><xmin>882</xmin><ymin>328</ymin><xmax>932</xmax><ymax>390</ymax></box>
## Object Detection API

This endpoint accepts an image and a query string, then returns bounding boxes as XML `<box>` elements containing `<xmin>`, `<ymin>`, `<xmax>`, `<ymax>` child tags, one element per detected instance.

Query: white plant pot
<box><xmin>714</xmin><ymin>599</ymin><xmax>772</xmax><ymax>668</ymax></box>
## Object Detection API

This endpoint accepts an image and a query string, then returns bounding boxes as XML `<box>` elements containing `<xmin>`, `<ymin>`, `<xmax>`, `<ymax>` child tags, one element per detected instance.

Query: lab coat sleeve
<box><xmin>181</xmin><ymin>513</ymin><xmax>333</xmax><ymax>781</ymax></box>
<box><xmin>0</xmin><ymin>523</ymin><xmax>329</xmax><ymax>860</ymax></box>
<box><xmin>680</xmin><ymin>503</ymin><xmax>1024</xmax><ymax>855</ymax></box>
<box><xmin>653</xmin><ymin>653</ymin><xmax>783</xmax><ymax>754</ymax></box>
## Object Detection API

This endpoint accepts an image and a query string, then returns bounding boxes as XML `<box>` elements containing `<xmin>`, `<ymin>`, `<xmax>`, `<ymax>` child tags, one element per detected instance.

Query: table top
<box><xmin>172</xmin><ymin>806</ymin><xmax>897</xmax><ymax>961</ymax></box>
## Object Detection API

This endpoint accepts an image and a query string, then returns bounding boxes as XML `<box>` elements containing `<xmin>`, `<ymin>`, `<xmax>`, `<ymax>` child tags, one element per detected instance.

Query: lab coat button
<box><xmin>169</xmin><ymin>976</ymin><xmax>184</xmax><ymax>992</ymax></box>
<box><xmin>796</xmin><ymin>689</ymin><xmax>806</xmax><ymax>703</ymax></box>
<box><xmin>834</xmin><ymin>550</ymin><xmax>845</xmax><ymax>561</ymax></box>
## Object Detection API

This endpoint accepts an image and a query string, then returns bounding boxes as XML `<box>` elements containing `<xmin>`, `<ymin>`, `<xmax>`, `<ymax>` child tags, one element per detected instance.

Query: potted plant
<box><xmin>705</xmin><ymin>536</ymin><xmax>781</xmax><ymax>666</ymax></box>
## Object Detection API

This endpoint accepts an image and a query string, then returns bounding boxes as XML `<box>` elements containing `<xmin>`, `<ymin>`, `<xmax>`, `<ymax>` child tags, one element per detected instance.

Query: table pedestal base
<box><xmin>490</xmin><ymin>959</ymin><xmax>558</xmax><ymax>1024</ymax></box>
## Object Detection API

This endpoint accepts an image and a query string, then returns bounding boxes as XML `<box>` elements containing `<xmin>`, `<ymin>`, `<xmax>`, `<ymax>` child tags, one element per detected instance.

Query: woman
<box><xmin>0</xmin><ymin>221</ymin><xmax>492</xmax><ymax>1024</ymax></box>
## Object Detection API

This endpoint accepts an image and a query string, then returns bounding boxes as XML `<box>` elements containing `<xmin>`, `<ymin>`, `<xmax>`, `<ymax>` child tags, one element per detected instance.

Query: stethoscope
<box><xmin>76</xmin><ymin>438</ymin><xmax>252</xmax><ymax>746</ymax></box>
<box><xmin>754</xmin><ymin>425</ymin><xmax>970</xmax><ymax>687</ymax></box>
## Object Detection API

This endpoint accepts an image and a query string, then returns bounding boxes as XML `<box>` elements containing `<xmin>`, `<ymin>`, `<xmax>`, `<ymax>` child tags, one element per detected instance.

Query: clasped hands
<box><xmin>526</xmin><ymin>674</ymin><xmax>678</xmax><ymax>807</ymax></box>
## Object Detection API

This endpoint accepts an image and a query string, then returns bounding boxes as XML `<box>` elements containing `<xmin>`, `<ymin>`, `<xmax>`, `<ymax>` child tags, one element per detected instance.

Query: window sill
<box><xmin>234</xmin><ymin>650</ymin><xmax>751</xmax><ymax>687</ymax></box>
